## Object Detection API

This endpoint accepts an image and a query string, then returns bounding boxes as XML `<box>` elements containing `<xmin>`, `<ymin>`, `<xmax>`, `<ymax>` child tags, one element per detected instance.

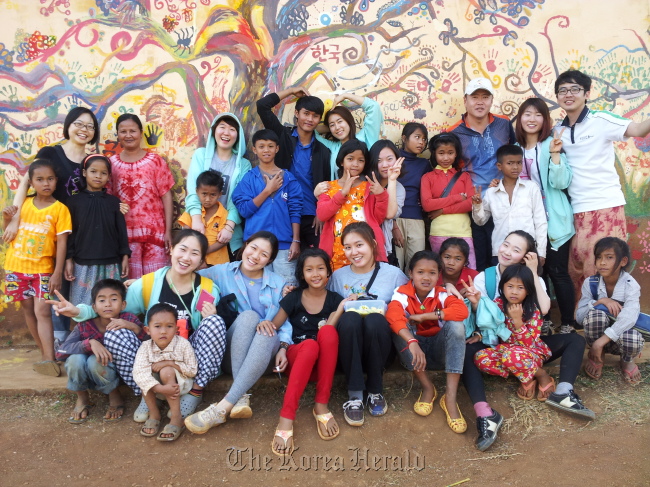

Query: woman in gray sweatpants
<box><xmin>186</xmin><ymin>231</ymin><xmax>293</xmax><ymax>434</ymax></box>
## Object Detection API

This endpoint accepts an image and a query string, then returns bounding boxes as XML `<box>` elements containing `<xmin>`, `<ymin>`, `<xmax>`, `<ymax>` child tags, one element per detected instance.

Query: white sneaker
<box><xmin>184</xmin><ymin>404</ymin><xmax>227</xmax><ymax>434</ymax></box>
<box><xmin>229</xmin><ymin>394</ymin><xmax>252</xmax><ymax>419</ymax></box>
<box><xmin>541</xmin><ymin>320</ymin><xmax>554</xmax><ymax>336</ymax></box>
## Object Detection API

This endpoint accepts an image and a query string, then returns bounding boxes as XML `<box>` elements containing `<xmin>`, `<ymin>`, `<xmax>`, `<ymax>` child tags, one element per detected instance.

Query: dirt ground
<box><xmin>1</xmin><ymin>362</ymin><xmax>649</xmax><ymax>487</ymax></box>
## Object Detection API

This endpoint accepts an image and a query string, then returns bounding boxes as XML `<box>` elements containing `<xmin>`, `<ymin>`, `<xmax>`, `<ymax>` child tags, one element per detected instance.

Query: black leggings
<box><xmin>338</xmin><ymin>311</ymin><xmax>392</xmax><ymax>394</ymax></box>
<box><xmin>544</xmin><ymin>239</ymin><xmax>575</xmax><ymax>325</ymax></box>
<box><xmin>462</xmin><ymin>333</ymin><xmax>586</xmax><ymax>405</ymax></box>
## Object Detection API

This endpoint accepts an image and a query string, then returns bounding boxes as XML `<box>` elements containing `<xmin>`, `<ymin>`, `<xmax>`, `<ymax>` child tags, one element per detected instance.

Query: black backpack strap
<box><xmin>440</xmin><ymin>170</ymin><xmax>464</xmax><ymax>199</ymax></box>
<box><xmin>365</xmin><ymin>262</ymin><xmax>381</xmax><ymax>298</ymax></box>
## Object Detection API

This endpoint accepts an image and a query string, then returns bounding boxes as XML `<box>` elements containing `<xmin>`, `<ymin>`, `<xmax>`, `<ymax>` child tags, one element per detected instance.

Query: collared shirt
<box><xmin>133</xmin><ymin>335</ymin><xmax>198</xmax><ymax>396</ymax></box>
<box><xmin>290</xmin><ymin>128</ymin><xmax>316</xmax><ymax>216</ymax></box>
<box><xmin>178</xmin><ymin>203</ymin><xmax>229</xmax><ymax>265</ymax></box>
<box><xmin>576</xmin><ymin>270</ymin><xmax>640</xmax><ymax>342</ymax></box>
<box><xmin>558</xmin><ymin>106</ymin><xmax>630</xmax><ymax>213</ymax></box>
<box><xmin>472</xmin><ymin>178</ymin><xmax>548</xmax><ymax>257</ymax></box>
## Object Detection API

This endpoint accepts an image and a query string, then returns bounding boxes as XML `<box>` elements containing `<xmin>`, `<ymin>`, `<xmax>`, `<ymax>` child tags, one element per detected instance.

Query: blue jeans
<box><xmin>392</xmin><ymin>321</ymin><xmax>466</xmax><ymax>374</ymax></box>
<box><xmin>65</xmin><ymin>354</ymin><xmax>119</xmax><ymax>394</ymax></box>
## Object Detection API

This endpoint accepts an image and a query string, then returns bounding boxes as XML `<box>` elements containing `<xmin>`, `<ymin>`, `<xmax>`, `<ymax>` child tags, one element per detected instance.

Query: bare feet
<box><xmin>314</xmin><ymin>402</ymin><xmax>339</xmax><ymax>438</ymax></box>
<box><xmin>272</xmin><ymin>417</ymin><xmax>294</xmax><ymax>454</ymax></box>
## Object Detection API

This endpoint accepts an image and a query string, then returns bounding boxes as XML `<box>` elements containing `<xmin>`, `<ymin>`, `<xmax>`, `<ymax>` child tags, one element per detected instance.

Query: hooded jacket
<box><xmin>186</xmin><ymin>113</ymin><xmax>252</xmax><ymax>251</ymax></box>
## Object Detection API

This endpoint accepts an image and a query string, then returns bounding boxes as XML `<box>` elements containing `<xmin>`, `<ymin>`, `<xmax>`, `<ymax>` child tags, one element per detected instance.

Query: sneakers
<box><xmin>546</xmin><ymin>389</ymin><xmax>595</xmax><ymax>420</ymax></box>
<box><xmin>343</xmin><ymin>399</ymin><xmax>365</xmax><ymax>426</ymax></box>
<box><xmin>367</xmin><ymin>393</ymin><xmax>388</xmax><ymax>417</ymax></box>
<box><xmin>184</xmin><ymin>404</ymin><xmax>227</xmax><ymax>434</ymax></box>
<box><xmin>230</xmin><ymin>394</ymin><xmax>252</xmax><ymax>419</ymax></box>
<box><xmin>558</xmin><ymin>324</ymin><xmax>577</xmax><ymax>334</ymax></box>
<box><xmin>475</xmin><ymin>409</ymin><xmax>504</xmax><ymax>452</ymax></box>
<box><xmin>541</xmin><ymin>320</ymin><xmax>554</xmax><ymax>336</ymax></box>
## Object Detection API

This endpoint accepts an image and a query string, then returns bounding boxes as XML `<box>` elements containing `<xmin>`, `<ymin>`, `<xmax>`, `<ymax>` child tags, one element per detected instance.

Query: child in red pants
<box><xmin>260</xmin><ymin>249</ymin><xmax>352</xmax><ymax>456</ymax></box>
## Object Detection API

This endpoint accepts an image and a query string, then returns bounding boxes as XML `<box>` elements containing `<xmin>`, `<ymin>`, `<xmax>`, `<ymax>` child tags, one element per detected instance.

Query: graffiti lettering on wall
<box><xmin>0</xmin><ymin>0</ymin><xmax>649</xmax><ymax>308</ymax></box>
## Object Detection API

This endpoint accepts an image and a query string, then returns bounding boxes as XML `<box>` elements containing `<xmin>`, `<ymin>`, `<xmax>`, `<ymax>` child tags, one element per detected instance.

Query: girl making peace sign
<box><xmin>316</xmin><ymin>139</ymin><xmax>389</xmax><ymax>270</ymax></box>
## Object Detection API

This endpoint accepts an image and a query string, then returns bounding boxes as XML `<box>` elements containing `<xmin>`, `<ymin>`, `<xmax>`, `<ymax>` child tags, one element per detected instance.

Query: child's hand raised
<box><xmin>341</xmin><ymin>170</ymin><xmax>359</xmax><ymax>196</ymax></box>
<box><xmin>46</xmin><ymin>289</ymin><xmax>81</xmax><ymax>318</ymax></box>
<box><xmin>507</xmin><ymin>303</ymin><xmax>524</xmax><ymax>321</ymax></box>
<box><xmin>471</xmin><ymin>185</ymin><xmax>482</xmax><ymax>205</ymax></box>
<box><xmin>460</xmin><ymin>276</ymin><xmax>481</xmax><ymax>305</ymax></box>
<box><xmin>368</xmin><ymin>172</ymin><xmax>385</xmax><ymax>195</ymax></box>
<box><xmin>263</xmin><ymin>172</ymin><xmax>283</xmax><ymax>195</ymax></box>
<box><xmin>488</xmin><ymin>179</ymin><xmax>500</xmax><ymax>189</ymax></box>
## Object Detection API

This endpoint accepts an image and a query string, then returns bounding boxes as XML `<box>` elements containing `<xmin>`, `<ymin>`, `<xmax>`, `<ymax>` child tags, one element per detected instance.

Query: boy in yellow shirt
<box><xmin>178</xmin><ymin>170</ymin><xmax>229</xmax><ymax>265</ymax></box>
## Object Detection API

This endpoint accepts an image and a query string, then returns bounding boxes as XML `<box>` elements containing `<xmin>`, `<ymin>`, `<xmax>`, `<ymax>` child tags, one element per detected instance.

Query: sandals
<box><xmin>439</xmin><ymin>394</ymin><xmax>467</xmax><ymax>434</ymax></box>
<box><xmin>517</xmin><ymin>379</ymin><xmax>537</xmax><ymax>400</ymax></box>
<box><xmin>103</xmin><ymin>405</ymin><xmax>125</xmax><ymax>423</ymax></box>
<box><xmin>157</xmin><ymin>424</ymin><xmax>185</xmax><ymax>442</ymax></box>
<box><xmin>621</xmin><ymin>364</ymin><xmax>642</xmax><ymax>386</ymax></box>
<box><xmin>271</xmin><ymin>429</ymin><xmax>294</xmax><ymax>456</ymax></box>
<box><xmin>140</xmin><ymin>418</ymin><xmax>161</xmax><ymax>437</ymax></box>
<box><xmin>68</xmin><ymin>403</ymin><xmax>94</xmax><ymax>424</ymax></box>
<box><xmin>585</xmin><ymin>358</ymin><xmax>604</xmax><ymax>380</ymax></box>
<box><xmin>537</xmin><ymin>378</ymin><xmax>556</xmax><ymax>402</ymax></box>
<box><xmin>413</xmin><ymin>386</ymin><xmax>437</xmax><ymax>417</ymax></box>
<box><xmin>313</xmin><ymin>410</ymin><xmax>339</xmax><ymax>441</ymax></box>
<box><xmin>33</xmin><ymin>360</ymin><xmax>61</xmax><ymax>377</ymax></box>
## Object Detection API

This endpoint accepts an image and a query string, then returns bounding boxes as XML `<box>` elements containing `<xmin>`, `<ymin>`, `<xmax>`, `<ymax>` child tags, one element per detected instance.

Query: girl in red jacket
<box><xmin>421</xmin><ymin>133</ymin><xmax>476</xmax><ymax>269</ymax></box>
<box><xmin>386</xmin><ymin>250</ymin><xmax>469</xmax><ymax>434</ymax></box>
<box><xmin>316</xmin><ymin>139</ymin><xmax>388</xmax><ymax>270</ymax></box>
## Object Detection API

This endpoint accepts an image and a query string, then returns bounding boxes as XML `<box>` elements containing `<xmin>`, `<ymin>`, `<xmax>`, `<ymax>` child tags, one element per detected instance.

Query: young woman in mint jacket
<box><xmin>50</xmin><ymin>230</ymin><xmax>225</xmax><ymax>422</ymax></box>
<box><xmin>514</xmin><ymin>98</ymin><xmax>576</xmax><ymax>333</ymax></box>
<box><xmin>186</xmin><ymin>113</ymin><xmax>252</xmax><ymax>254</ymax></box>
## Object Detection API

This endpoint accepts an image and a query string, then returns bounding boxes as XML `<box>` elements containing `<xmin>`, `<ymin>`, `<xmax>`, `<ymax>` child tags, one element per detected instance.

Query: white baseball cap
<box><xmin>465</xmin><ymin>78</ymin><xmax>495</xmax><ymax>96</ymax></box>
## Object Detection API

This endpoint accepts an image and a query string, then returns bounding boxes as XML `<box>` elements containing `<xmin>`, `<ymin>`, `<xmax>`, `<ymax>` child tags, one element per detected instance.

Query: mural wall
<box><xmin>1</xmin><ymin>0</ymin><xmax>649</xmax><ymax>337</ymax></box>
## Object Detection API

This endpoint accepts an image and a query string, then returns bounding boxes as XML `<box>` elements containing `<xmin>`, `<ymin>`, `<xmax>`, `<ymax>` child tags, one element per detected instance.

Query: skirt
<box><xmin>69</xmin><ymin>263</ymin><xmax>122</xmax><ymax>306</ymax></box>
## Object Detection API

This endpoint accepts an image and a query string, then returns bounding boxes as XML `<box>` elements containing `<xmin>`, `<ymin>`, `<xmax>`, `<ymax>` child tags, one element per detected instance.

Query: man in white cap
<box><xmin>450</xmin><ymin>77</ymin><xmax>515</xmax><ymax>270</ymax></box>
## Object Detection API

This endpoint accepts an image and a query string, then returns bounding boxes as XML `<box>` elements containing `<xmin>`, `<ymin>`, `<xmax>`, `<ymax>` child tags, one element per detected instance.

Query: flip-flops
<box><xmin>313</xmin><ymin>410</ymin><xmax>339</xmax><ymax>441</ymax></box>
<box><xmin>585</xmin><ymin>359</ymin><xmax>603</xmax><ymax>380</ymax></box>
<box><xmin>621</xmin><ymin>364</ymin><xmax>642</xmax><ymax>386</ymax></box>
<box><xmin>33</xmin><ymin>360</ymin><xmax>61</xmax><ymax>377</ymax></box>
<box><xmin>140</xmin><ymin>418</ymin><xmax>161</xmax><ymax>437</ymax></box>
<box><xmin>157</xmin><ymin>424</ymin><xmax>185</xmax><ymax>442</ymax></box>
<box><xmin>68</xmin><ymin>403</ymin><xmax>94</xmax><ymax>424</ymax></box>
<box><xmin>516</xmin><ymin>379</ymin><xmax>537</xmax><ymax>400</ymax></box>
<box><xmin>103</xmin><ymin>405</ymin><xmax>125</xmax><ymax>423</ymax></box>
<box><xmin>537</xmin><ymin>377</ymin><xmax>556</xmax><ymax>402</ymax></box>
<box><xmin>271</xmin><ymin>429</ymin><xmax>294</xmax><ymax>456</ymax></box>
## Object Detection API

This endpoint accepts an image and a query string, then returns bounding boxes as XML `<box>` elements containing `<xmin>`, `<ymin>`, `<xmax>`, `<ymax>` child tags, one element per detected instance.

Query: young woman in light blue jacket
<box><xmin>514</xmin><ymin>98</ymin><xmax>576</xmax><ymax>334</ymax></box>
<box><xmin>186</xmin><ymin>113</ymin><xmax>252</xmax><ymax>253</ymax></box>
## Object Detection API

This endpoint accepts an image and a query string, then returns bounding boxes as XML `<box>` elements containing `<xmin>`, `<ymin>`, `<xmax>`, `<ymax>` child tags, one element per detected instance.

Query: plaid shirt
<box><xmin>56</xmin><ymin>312</ymin><xmax>144</xmax><ymax>361</ymax></box>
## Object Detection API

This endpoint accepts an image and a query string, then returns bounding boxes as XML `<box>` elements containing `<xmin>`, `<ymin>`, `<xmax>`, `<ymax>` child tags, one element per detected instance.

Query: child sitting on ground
<box><xmin>471</xmin><ymin>265</ymin><xmax>554</xmax><ymax>401</ymax></box>
<box><xmin>579</xmin><ymin>237</ymin><xmax>644</xmax><ymax>385</ymax></box>
<box><xmin>133</xmin><ymin>303</ymin><xmax>198</xmax><ymax>442</ymax></box>
<box><xmin>178</xmin><ymin>170</ymin><xmax>230</xmax><ymax>266</ymax></box>
<box><xmin>437</xmin><ymin>237</ymin><xmax>479</xmax><ymax>292</ymax></box>
<box><xmin>232</xmin><ymin>129</ymin><xmax>302</xmax><ymax>284</ymax></box>
<box><xmin>472</xmin><ymin>145</ymin><xmax>547</xmax><ymax>267</ymax></box>
<box><xmin>55</xmin><ymin>279</ymin><xmax>144</xmax><ymax>423</ymax></box>
<box><xmin>386</xmin><ymin>250</ymin><xmax>469</xmax><ymax>433</ymax></box>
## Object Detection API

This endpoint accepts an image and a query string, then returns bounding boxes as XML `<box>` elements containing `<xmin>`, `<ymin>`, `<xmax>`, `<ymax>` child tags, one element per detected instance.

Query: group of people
<box><xmin>2</xmin><ymin>69</ymin><xmax>648</xmax><ymax>451</ymax></box>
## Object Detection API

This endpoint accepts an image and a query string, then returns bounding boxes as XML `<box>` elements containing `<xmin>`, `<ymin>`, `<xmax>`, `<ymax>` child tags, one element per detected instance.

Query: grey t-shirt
<box><xmin>327</xmin><ymin>263</ymin><xmax>409</xmax><ymax>303</ymax></box>
<box><xmin>210</xmin><ymin>153</ymin><xmax>237</xmax><ymax>208</ymax></box>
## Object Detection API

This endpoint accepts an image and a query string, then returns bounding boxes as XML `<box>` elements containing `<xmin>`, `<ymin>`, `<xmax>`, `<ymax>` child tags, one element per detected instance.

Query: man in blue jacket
<box><xmin>450</xmin><ymin>78</ymin><xmax>516</xmax><ymax>271</ymax></box>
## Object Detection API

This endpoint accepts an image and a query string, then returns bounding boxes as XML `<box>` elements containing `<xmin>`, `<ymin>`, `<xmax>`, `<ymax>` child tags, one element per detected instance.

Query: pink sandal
<box><xmin>537</xmin><ymin>377</ymin><xmax>556</xmax><ymax>402</ymax></box>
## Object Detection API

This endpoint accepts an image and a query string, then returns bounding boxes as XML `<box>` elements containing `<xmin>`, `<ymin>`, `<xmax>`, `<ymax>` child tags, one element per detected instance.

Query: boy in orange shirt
<box><xmin>179</xmin><ymin>170</ymin><xmax>229</xmax><ymax>266</ymax></box>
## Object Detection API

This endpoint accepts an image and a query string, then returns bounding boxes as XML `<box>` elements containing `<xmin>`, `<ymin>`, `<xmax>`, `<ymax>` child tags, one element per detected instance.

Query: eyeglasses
<box><xmin>557</xmin><ymin>86</ymin><xmax>584</xmax><ymax>96</ymax></box>
<box><xmin>72</xmin><ymin>121</ymin><xmax>96</xmax><ymax>132</ymax></box>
